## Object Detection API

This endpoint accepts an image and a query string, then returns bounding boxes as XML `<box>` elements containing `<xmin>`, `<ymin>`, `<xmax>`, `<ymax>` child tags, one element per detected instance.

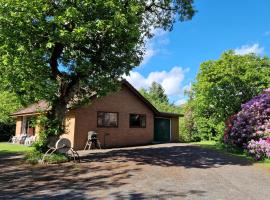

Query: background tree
<box><xmin>0</xmin><ymin>91</ymin><xmax>21</xmax><ymax>141</ymax></box>
<box><xmin>179</xmin><ymin>88</ymin><xmax>197</xmax><ymax>141</ymax></box>
<box><xmin>182</xmin><ymin>51</ymin><xmax>270</xmax><ymax>141</ymax></box>
<box><xmin>0</xmin><ymin>91</ymin><xmax>21</xmax><ymax>124</ymax></box>
<box><xmin>139</xmin><ymin>82</ymin><xmax>182</xmax><ymax>114</ymax></box>
<box><xmin>149</xmin><ymin>82</ymin><xmax>169</xmax><ymax>103</ymax></box>
<box><xmin>0</xmin><ymin>0</ymin><xmax>195</xmax><ymax>144</ymax></box>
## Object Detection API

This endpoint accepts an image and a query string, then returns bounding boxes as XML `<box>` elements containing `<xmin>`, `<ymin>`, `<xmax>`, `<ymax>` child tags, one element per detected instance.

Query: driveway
<box><xmin>0</xmin><ymin>143</ymin><xmax>269</xmax><ymax>200</ymax></box>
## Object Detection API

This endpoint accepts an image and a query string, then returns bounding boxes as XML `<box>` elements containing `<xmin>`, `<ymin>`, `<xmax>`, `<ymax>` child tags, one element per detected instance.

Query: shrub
<box><xmin>192</xmin><ymin>52</ymin><xmax>270</xmax><ymax>142</ymax></box>
<box><xmin>0</xmin><ymin>122</ymin><xmax>15</xmax><ymax>141</ymax></box>
<box><xmin>24</xmin><ymin>150</ymin><xmax>43</xmax><ymax>165</ymax></box>
<box><xmin>46</xmin><ymin>153</ymin><xmax>68</xmax><ymax>164</ymax></box>
<box><xmin>224</xmin><ymin>89</ymin><xmax>270</xmax><ymax>148</ymax></box>
<box><xmin>179</xmin><ymin>103</ymin><xmax>196</xmax><ymax>142</ymax></box>
<box><xmin>247</xmin><ymin>139</ymin><xmax>270</xmax><ymax>160</ymax></box>
<box><xmin>24</xmin><ymin>150</ymin><xmax>68</xmax><ymax>165</ymax></box>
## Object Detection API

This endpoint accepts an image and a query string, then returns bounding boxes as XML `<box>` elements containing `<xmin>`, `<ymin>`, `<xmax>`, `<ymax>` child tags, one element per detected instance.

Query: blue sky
<box><xmin>125</xmin><ymin>0</ymin><xmax>270</xmax><ymax>105</ymax></box>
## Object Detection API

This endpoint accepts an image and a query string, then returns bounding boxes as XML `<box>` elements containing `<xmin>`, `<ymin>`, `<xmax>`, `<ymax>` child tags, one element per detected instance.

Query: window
<box><xmin>129</xmin><ymin>114</ymin><xmax>146</xmax><ymax>128</ymax></box>
<box><xmin>97</xmin><ymin>112</ymin><xmax>118</xmax><ymax>127</ymax></box>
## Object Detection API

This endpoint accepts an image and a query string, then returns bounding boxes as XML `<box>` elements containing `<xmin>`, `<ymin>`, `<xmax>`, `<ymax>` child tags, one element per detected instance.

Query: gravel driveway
<box><xmin>0</xmin><ymin>143</ymin><xmax>269</xmax><ymax>200</ymax></box>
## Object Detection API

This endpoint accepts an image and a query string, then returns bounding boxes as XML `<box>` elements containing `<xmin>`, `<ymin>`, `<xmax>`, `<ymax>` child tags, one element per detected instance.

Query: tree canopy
<box><xmin>139</xmin><ymin>82</ymin><xmax>182</xmax><ymax>114</ymax></box>
<box><xmin>148</xmin><ymin>82</ymin><xmax>169</xmax><ymax>104</ymax></box>
<box><xmin>0</xmin><ymin>91</ymin><xmax>21</xmax><ymax>140</ymax></box>
<box><xmin>181</xmin><ymin>51</ymin><xmax>270</xmax><ymax>141</ymax></box>
<box><xmin>0</xmin><ymin>0</ymin><xmax>195</xmax><ymax>140</ymax></box>
<box><xmin>0</xmin><ymin>91</ymin><xmax>21</xmax><ymax>124</ymax></box>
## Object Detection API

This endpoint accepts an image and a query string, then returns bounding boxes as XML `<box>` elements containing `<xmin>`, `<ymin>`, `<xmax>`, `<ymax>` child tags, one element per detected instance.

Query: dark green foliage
<box><xmin>0</xmin><ymin>123</ymin><xmax>15</xmax><ymax>142</ymax></box>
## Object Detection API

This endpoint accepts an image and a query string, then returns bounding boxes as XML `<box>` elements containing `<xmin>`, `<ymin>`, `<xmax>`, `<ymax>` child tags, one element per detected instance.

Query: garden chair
<box><xmin>8</xmin><ymin>136</ymin><xmax>14</xmax><ymax>143</ymax></box>
<box><xmin>84</xmin><ymin>131</ymin><xmax>101</xmax><ymax>150</ymax></box>
<box><xmin>11</xmin><ymin>136</ymin><xmax>18</xmax><ymax>143</ymax></box>
<box><xmin>24</xmin><ymin>135</ymin><xmax>36</xmax><ymax>146</ymax></box>
<box><xmin>18</xmin><ymin>134</ymin><xmax>27</xmax><ymax>144</ymax></box>
<box><xmin>42</xmin><ymin>138</ymin><xmax>80</xmax><ymax>163</ymax></box>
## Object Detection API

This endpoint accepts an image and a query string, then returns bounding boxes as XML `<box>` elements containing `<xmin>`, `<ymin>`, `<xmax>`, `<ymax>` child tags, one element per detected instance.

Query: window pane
<box><xmin>97</xmin><ymin>112</ymin><xmax>104</xmax><ymax>126</ymax></box>
<box><xmin>130</xmin><ymin>114</ymin><xmax>146</xmax><ymax>128</ymax></box>
<box><xmin>97</xmin><ymin>112</ymin><xmax>118</xmax><ymax>127</ymax></box>
<box><xmin>108</xmin><ymin>113</ymin><xmax>117</xmax><ymax>126</ymax></box>
<box><xmin>130</xmin><ymin>114</ymin><xmax>140</xmax><ymax>127</ymax></box>
<box><xmin>141</xmin><ymin>115</ymin><xmax>146</xmax><ymax>127</ymax></box>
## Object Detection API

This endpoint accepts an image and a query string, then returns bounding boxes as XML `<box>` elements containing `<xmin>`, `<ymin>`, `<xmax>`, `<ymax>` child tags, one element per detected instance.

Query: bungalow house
<box><xmin>11</xmin><ymin>80</ymin><xmax>181</xmax><ymax>150</ymax></box>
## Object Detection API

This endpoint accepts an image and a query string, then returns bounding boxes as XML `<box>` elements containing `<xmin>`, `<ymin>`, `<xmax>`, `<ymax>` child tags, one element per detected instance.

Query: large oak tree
<box><xmin>0</xmin><ymin>0</ymin><xmax>195</xmax><ymax>139</ymax></box>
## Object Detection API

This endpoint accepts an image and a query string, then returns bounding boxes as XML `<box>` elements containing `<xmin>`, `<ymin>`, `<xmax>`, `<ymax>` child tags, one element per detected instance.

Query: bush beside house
<box><xmin>180</xmin><ymin>52</ymin><xmax>270</xmax><ymax>142</ymax></box>
<box><xmin>0</xmin><ymin>123</ymin><xmax>16</xmax><ymax>142</ymax></box>
<box><xmin>224</xmin><ymin>89</ymin><xmax>270</xmax><ymax>160</ymax></box>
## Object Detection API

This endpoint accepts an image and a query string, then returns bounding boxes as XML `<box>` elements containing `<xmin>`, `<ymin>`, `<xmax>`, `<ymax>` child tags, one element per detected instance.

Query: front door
<box><xmin>154</xmin><ymin>118</ymin><xmax>170</xmax><ymax>142</ymax></box>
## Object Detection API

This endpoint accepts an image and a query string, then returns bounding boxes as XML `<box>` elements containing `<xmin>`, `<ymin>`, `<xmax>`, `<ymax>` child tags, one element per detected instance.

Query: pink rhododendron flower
<box><xmin>264</xmin><ymin>88</ymin><xmax>270</xmax><ymax>93</ymax></box>
<box><xmin>247</xmin><ymin>139</ymin><xmax>270</xmax><ymax>160</ymax></box>
<box><xmin>224</xmin><ymin>91</ymin><xmax>270</xmax><ymax>148</ymax></box>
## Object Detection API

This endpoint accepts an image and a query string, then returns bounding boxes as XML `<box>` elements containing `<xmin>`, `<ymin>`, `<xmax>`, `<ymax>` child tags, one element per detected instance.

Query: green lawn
<box><xmin>0</xmin><ymin>142</ymin><xmax>34</xmax><ymax>154</ymax></box>
<box><xmin>193</xmin><ymin>141</ymin><xmax>270</xmax><ymax>168</ymax></box>
<box><xmin>0</xmin><ymin>142</ymin><xmax>68</xmax><ymax>164</ymax></box>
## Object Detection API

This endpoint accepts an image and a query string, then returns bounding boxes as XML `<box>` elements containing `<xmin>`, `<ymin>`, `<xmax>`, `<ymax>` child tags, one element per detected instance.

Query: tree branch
<box><xmin>145</xmin><ymin>2</ymin><xmax>177</xmax><ymax>12</ymax></box>
<box><xmin>74</xmin><ymin>46</ymin><xmax>92</xmax><ymax>54</ymax></box>
<box><xmin>50</xmin><ymin>42</ymin><xmax>63</xmax><ymax>79</ymax></box>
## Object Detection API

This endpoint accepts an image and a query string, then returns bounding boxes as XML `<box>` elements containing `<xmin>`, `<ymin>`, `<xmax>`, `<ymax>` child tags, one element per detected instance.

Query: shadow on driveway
<box><xmin>0</xmin><ymin>144</ymin><xmax>253</xmax><ymax>200</ymax></box>
<box><xmin>80</xmin><ymin>144</ymin><xmax>253</xmax><ymax>169</ymax></box>
<box><xmin>110</xmin><ymin>189</ymin><xmax>207</xmax><ymax>200</ymax></box>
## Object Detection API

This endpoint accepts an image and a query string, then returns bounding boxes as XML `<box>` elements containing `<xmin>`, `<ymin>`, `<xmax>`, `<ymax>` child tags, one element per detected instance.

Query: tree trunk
<box><xmin>45</xmin><ymin>99</ymin><xmax>67</xmax><ymax>139</ymax></box>
<box><xmin>45</xmin><ymin>42</ymin><xmax>80</xmax><ymax>143</ymax></box>
<box><xmin>51</xmin><ymin>100</ymin><xmax>67</xmax><ymax>130</ymax></box>
<box><xmin>46</xmin><ymin>78</ymin><xmax>80</xmax><ymax>138</ymax></box>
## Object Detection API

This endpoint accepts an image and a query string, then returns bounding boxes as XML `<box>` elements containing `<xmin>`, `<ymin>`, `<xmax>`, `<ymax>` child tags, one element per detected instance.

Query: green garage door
<box><xmin>154</xmin><ymin>118</ymin><xmax>170</xmax><ymax>142</ymax></box>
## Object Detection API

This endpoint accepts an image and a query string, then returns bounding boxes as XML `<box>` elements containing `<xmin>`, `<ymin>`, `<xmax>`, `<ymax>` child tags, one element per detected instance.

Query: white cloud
<box><xmin>152</xmin><ymin>28</ymin><xmax>167</xmax><ymax>37</ymax></box>
<box><xmin>124</xmin><ymin>66</ymin><xmax>190</xmax><ymax>105</ymax></box>
<box><xmin>141</xmin><ymin>28</ymin><xmax>170</xmax><ymax>66</ymax></box>
<box><xmin>234</xmin><ymin>43</ymin><xmax>264</xmax><ymax>55</ymax></box>
<box><xmin>175</xmin><ymin>98</ymin><xmax>187</xmax><ymax>106</ymax></box>
<box><xmin>183</xmin><ymin>83</ymin><xmax>192</xmax><ymax>93</ymax></box>
<box><xmin>141</xmin><ymin>48</ymin><xmax>156</xmax><ymax>65</ymax></box>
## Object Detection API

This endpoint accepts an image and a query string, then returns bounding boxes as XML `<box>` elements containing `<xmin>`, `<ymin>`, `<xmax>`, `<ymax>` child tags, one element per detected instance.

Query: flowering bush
<box><xmin>247</xmin><ymin>139</ymin><xmax>270</xmax><ymax>160</ymax></box>
<box><xmin>224</xmin><ymin>89</ymin><xmax>270</xmax><ymax>148</ymax></box>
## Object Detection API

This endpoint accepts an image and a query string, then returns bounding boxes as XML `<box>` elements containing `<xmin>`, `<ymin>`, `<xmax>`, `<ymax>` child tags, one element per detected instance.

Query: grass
<box><xmin>0</xmin><ymin>142</ymin><xmax>68</xmax><ymax>164</ymax></box>
<box><xmin>0</xmin><ymin>142</ymin><xmax>34</xmax><ymax>154</ymax></box>
<box><xmin>193</xmin><ymin>141</ymin><xmax>270</xmax><ymax>168</ymax></box>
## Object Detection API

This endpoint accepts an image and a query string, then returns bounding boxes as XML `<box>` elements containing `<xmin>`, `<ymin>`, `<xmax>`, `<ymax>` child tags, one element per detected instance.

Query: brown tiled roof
<box><xmin>11</xmin><ymin>80</ymin><xmax>181</xmax><ymax>118</ymax></box>
<box><xmin>11</xmin><ymin>100</ymin><xmax>49</xmax><ymax>116</ymax></box>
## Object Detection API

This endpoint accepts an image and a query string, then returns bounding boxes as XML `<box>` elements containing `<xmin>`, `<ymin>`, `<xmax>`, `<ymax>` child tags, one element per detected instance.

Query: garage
<box><xmin>154</xmin><ymin>117</ymin><xmax>171</xmax><ymax>142</ymax></box>
<box><xmin>154</xmin><ymin>112</ymin><xmax>181</xmax><ymax>142</ymax></box>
